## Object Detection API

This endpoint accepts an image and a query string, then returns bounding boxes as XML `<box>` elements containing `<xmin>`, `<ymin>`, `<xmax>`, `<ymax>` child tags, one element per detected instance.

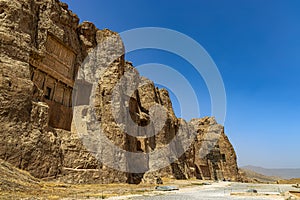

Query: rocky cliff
<box><xmin>0</xmin><ymin>0</ymin><xmax>240</xmax><ymax>184</ymax></box>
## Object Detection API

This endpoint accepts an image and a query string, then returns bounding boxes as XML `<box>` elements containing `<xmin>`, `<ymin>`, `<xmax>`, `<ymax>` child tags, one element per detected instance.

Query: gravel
<box><xmin>114</xmin><ymin>182</ymin><xmax>295</xmax><ymax>200</ymax></box>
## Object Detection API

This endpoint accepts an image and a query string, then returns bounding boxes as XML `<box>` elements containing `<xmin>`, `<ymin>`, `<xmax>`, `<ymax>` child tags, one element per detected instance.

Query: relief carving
<box><xmin>54</xmin><ymin>83</ymin><xmax>64</xmax><ymax>104</ymax></box>
<box><xmin>32</xmin><ymin>70</ymin><xmax>45</xmax><ymax>89</ymax></box>
<box><xmin>43</xmin><ymin>35</ymin><xmax>76</xmax><ymax>80</ymax></box>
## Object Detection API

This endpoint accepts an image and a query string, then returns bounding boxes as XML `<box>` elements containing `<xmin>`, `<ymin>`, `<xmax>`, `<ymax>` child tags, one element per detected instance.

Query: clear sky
<box><xmin>63</xmin><ymin>0</ymin><xmax>300</xmax><ymax>168</ymax></box>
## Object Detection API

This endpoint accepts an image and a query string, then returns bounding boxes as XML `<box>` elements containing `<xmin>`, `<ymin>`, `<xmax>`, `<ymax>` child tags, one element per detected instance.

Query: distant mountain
<box><xmin>241</xmin><ymin>165</ymin><xmax>300</xmax><ymax>179</ymax></box>
<box><xmin>239</xmin><ymin>168</ymin><xmax>280</xmax><ymax>183</ymax></box>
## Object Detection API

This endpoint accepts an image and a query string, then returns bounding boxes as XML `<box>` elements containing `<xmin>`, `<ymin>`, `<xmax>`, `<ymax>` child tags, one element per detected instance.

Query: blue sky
<box><xmin>63</xmin><ymin>0</ymin><xmax>300</xmax><ymax>168</ymax></box>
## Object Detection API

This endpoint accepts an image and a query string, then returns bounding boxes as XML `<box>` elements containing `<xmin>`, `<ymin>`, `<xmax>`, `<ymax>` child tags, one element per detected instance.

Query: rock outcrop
<box><xmin>0</xmin><ymin>0</ymin><xmax>240</xmax><ymax>184</ymax></box>
<box><xmin>0</xmin><ymin>159</ymin><xmax>41</xmax><ymax>193</ymax></box>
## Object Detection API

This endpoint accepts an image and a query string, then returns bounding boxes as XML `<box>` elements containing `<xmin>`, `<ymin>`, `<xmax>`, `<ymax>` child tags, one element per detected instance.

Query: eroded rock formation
<box><xmin>0</xmin><ymin>0</ymin><xmax>240</xmax><ymax>184</ymax></box>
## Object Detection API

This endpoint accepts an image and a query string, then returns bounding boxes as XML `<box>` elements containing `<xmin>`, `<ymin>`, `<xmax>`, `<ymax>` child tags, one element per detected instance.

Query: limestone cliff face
<box><xmin>0</xmin><ymin>0</ymin><xmax>240</xmax><ymax>183</ymax></box>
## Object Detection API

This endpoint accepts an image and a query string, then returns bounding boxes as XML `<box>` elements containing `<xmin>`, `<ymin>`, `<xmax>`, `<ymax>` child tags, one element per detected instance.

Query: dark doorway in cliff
<box><xmin>127</xmin><ymin>173</ymin><xmax>144</xmax><ymax>184</ymax></box>
<box><xmin>45</xmin><ymin>87</ymin><xmax>52</xmax><ymax>100</ymax></box>
<box><xmin>195</xmin><ymin>165</ymin><xmax>203</xmax><ymax>179</ymax></box>
<box><xmin>221</xmin><ymin>154</ymin><xmax>226</xmax><ymax>162</ymax></box>
<box><xmin>129</xmin><ymin>95</ymin><xmax>150</xmax><ymax>127</ymax></box>
<box><xmin>171</xmin><ymin>163</ymin><xmax>187</xmax><ymax>179</ymax></box>
<box><xmin>200</xmin><ymin>165</ymin><xmax>211</xmax><ymax>179</ymax></box>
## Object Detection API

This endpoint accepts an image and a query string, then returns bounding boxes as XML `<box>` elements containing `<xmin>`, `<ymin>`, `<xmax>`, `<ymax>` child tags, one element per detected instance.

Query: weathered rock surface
<box><xmin>0</xmin><ymin>159</ymin><xmax>40</xmax><ymax>192</ymax></box>
<box><xmin>0</xmin><ymin>0</ymin><xmax>240</xmax><ymax>184</ymax></box>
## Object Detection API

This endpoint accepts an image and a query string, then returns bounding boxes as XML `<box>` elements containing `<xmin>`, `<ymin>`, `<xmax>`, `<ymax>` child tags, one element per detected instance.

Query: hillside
<box><xmin>242</xmin><ymin>165</ymin><xmax>300</xmax><ymax>179</ymax></box>
<box><xmin>0</xmin><ymin>159</ymin><xmax>40</xmax><ymax>197</ymax></box>
<box><xmin>239</xmin><ymin>168</ymin><xmax>280</xmax><ymax>183</ymax></box>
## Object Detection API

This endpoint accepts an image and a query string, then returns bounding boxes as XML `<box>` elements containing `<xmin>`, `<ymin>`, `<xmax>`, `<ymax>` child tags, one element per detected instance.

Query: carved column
<box><xmin>53</xmin><ymin>80</ymin><xmax>57</xmax><ymax>102</ymax></box>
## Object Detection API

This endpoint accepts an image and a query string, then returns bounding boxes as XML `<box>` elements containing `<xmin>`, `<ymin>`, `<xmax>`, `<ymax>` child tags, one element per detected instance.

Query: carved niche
<box><xmin>29</xmin><ymin>33</ymin><xmax>77</xmax><ymax>130</ymax></box>
<box><xmin>43</xmin><ymin>35</ymin><xmax>76</xmax><ymax>82</ymax></box>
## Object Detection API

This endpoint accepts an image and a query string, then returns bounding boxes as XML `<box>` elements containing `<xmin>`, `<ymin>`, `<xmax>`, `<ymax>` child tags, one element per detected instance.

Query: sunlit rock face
<box><xmin>0</xmin><ymin>0</ymin><xmax>240</xmax><ymax>184</ymax></box>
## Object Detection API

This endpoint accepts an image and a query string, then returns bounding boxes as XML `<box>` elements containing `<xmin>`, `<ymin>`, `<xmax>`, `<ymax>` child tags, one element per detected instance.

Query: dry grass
<box><xmin>4</xmin><ymin>160</ymin><xmax>298</xmax><ymax>199</ymax></box>
<box><xmin>0</xmin><ymin>159</ymin><xmax>169</xmax><ymax>199</ymax></box>
<box><xmin>0</xmin><ymin>180</ymin><xmax>158</xmax><ymax>199</ymax></box>
<box><xmin>1</xmin><ymin>160</ymin><xmax>206</xmax><ymax>199</ymax></box>
<box><xmin>0</xmin><ymin>159</ymin><xmax>144</xmax><ymax>199</ymax></box>
<box><xmin>278</xmin><ymin>178</ymin><xmax>300</xmax><ymax>184</ymax></box>
<box><xmin>1</xmin><ymin>179</ymin><xmax>207</xmax><ymax>199</ymax></box>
